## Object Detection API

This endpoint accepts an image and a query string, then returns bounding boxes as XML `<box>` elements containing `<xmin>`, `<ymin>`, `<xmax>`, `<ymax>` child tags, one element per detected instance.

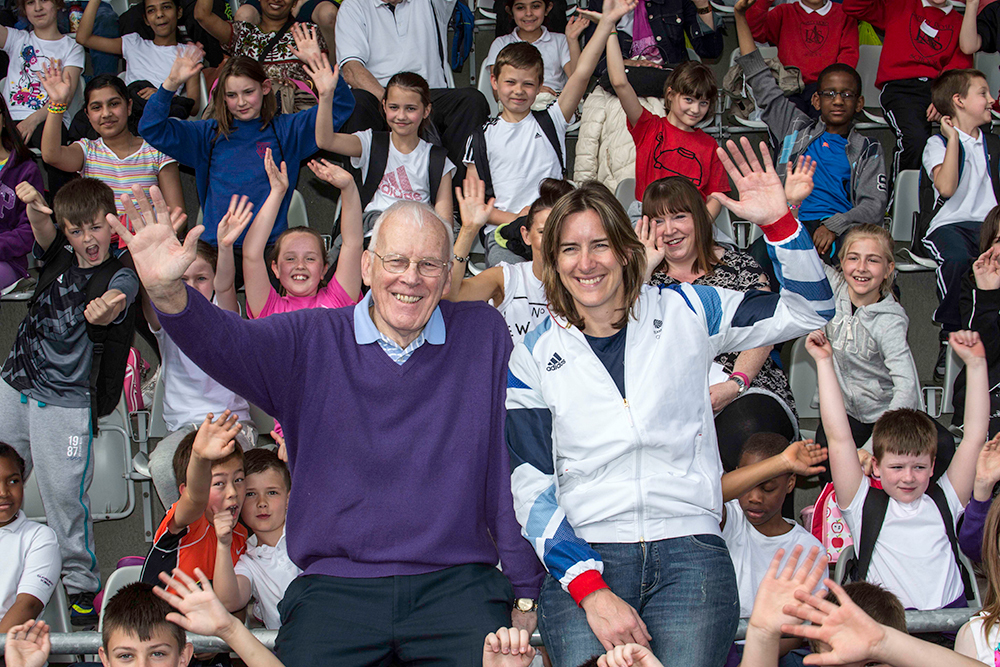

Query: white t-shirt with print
<box><xmin>2</xmin><ymin>29</ymin><xmax>84</xmax><ymax>127</ymax></box>
<box><xmin>498</xmin><ymin>261</ymin><xmax>548</xmax><ymax>346</ymax></box>
<box><xmin>721</xmin><ymin>499</ymin><xmax>826</xmax><ymax>618</ymax></box>
<box><xmin>350</xmin><ymin>129</ymin><xmax>456</xmax><ymax>213</ymax></box>
<box><xmin>463</xmin><ymin>103</ymin><xmax>567</xmax><ymax>235</ymax></box>
<box><xmin>485</xmin><ymin>28</ymin><xmax>571</xmax><ymax>92</ymax></box>
<box><xmin>839</xmin><ymin>475</ymin><xmax>966</xmax><ymax>610</ymax></box>
<box><xmin>121</xmin><ymin>34</ymin><xmax>178</xmax><ymax>87</ymax></box>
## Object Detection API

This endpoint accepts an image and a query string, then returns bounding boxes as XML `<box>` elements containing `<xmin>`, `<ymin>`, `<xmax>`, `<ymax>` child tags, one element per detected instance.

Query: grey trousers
<box><xmin>0</xmin><ymin>380</ymin><xmax>100</xmax><ymax>595</ymax></box>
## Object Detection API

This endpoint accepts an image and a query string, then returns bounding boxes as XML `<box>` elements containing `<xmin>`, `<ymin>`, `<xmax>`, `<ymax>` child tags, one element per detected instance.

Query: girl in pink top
<box><xmin>243</xmin><ymin>147</ymin><xmax>363</xmax><ymax>320</ymax></box>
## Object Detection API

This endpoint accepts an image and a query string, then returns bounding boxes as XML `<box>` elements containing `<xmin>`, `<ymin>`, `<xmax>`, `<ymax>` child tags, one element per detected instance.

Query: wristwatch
<box><xmin>728</xmin><ymin>373</ymin><xmax>748</xmax><ymax>395</ymax></box>
<box><xmin>515</xmin><ymin>598</ymin><xmax>538</xmax><ymax>612</ymax></box>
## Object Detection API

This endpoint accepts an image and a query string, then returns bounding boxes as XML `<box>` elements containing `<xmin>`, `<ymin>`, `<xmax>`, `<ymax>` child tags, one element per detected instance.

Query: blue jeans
<box><xmin>539</xmin><ymin>535</ymin><xmax>739</xmax><ymax>667</ymax></box>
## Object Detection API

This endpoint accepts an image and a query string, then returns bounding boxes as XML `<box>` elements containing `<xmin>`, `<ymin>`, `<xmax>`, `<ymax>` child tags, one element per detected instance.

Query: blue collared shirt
<box><xmin>353</xmin><ymin>291</ymin><xmax>447</xmax><ymax>364</ymax></box>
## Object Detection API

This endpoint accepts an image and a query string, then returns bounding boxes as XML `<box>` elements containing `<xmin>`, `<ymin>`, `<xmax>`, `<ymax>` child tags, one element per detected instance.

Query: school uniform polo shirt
<box><xmin>0</xmin><ymin>511</ymin><xmax>60</xmax><ymax>617</ymax></box>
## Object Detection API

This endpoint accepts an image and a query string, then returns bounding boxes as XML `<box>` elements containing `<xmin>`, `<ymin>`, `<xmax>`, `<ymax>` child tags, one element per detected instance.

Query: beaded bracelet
<box><xmin>47</xmin><ymin>102</ymin><xmax>68</xmax><ymax>114</ymax></box>
<box><xmin>787</xmin><ymin>201</ymin><xmax>801</xmax><ymax>211</ymax></box>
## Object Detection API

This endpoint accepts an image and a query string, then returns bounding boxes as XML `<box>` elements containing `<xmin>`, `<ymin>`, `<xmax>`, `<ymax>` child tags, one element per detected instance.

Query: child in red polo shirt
<box><xmin>745</xmin><ymin>0</ymin><xmax>859</xmax><ymax>117</ymax></box>
<box><xmin>843</xmin><ymin>0</ymin><xmax>971</xmax><ymax>176</ymax></box>
<box><xmin>606</xmin><ymin>31</ymin><xmax>730</xmax><ymax>220</ymax></box>
<box><xmin>141</xmin><ymin>411</ymin><xmax>248</xmax><ymax>588</ymax></box>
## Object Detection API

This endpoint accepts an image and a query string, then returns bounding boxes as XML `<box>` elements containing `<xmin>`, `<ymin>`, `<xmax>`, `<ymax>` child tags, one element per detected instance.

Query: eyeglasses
<box><xmin>818</xmin><ymin>90</ymin><xmax>858</xmax><ymax>101</ymax></box>
<box><xmin>372</xmin><ymin>251</ymin><xmax>448</xmax><ymax>277</ymax></box>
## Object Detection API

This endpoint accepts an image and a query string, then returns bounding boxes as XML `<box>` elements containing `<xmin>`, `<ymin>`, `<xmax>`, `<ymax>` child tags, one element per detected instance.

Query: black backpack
<box><xmin>359</xmin><ymin>132</ymin><xmax>449</xmax><ymax>210</ymax></box>
<box><xmin>469</xmin><ymin>110</ymin><xmax>565</xmax><ymax>199</ymax></box>
<box><xmin>913</xmin><ymin>131</ymin><xmax>1000</xmax><ymax>258</ymax></box>
<box><xmin>846</xmin><ymin>485</ymin><xmax>976</xmax><ymax>604</ymax></box>
<box><xmin>30</xmin><ymin>235</ymin><xmax>136</xmax><ymax>433</ymax></box>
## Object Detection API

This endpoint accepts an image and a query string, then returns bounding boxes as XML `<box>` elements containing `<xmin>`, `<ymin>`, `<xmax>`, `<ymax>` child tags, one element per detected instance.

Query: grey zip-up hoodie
<box><xmin>824</xmin><ymin>266</ymin><xmax>921</xmax><ymax>423</ymax></box>
<box><xmin>737</xmin><ymin>49</ymin><xmax>888</xmax><ymax>235</ymax></box>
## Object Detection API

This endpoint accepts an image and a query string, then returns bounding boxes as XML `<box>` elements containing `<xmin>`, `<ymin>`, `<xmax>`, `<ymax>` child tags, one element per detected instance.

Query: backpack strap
<box><xmin>926</xmin><ymin>483</ymin><xmax>977</xmax><ymax>602</ymax></box>
<box><xmin>428</xmin><ymin>144</ymin><xmax>447</xmax><ymax>205</ymax></box>
<box><xmin>532</xmin><ymin>109</ymin><xmax>565</xmax><ymax>177</ymax></box>
<box><xmin>84</xmin><ymin>257</ymin><xmax>129</xmax><ymax>433</ymax></box>
<box><xmin>360</xmin><ymin>131</ymin><xmax>391</xmax><ymax>210</ymax></box>
<box><xmin>258</xmin><ymin>17</ymin><xmax>296</xmax><ymax>64</ymax></box>
<box><xmin>855</xmin><ymin>485</ymin><xmax>891</xmax><ymax>582</ymax></box>
<box><xmin>470</xmin><ymin>124</ymin><xmax>494</xmax><ymax>199</ymax></box>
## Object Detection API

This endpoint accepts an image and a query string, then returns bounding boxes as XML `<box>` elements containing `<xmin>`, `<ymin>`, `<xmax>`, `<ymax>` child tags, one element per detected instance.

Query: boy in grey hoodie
<box><xmin>734</xmin><ymin>0</ymin><xmax>888</xmax><ymax>288</ymax></box>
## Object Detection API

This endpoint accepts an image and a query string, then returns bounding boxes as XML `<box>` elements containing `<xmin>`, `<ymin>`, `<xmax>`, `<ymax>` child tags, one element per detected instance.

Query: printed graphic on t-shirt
<box><xmin>653</xmin><ymin>133</ymin><xmax>703</xmax><ymax>187</ymax></box>
<box><xmin>12</xmin><ymin>44</ymin><xmax>49</xmax><ymax>110</ymax></box>
<box><xmin>0</xmin><ymin>183</ymin><xmax>15</xmax><ymax>215</ymax></box>
<box><xmin>910</xmin><ymin>16</ymin><xmax>951</xmax><ymax>61</ymax></box>
<box><xmin>803</xmin><ymin>20</ymin><xmax>828</xmax><ymax>53</ymax></box>
<box><xmin>255</xmin><ymin>141</ymin><xmax>272</xmax><ymax>159</ymax></box>
<box><xmin>378</xmin><ymin>166</ymin><xmax>423</xmax><ymax>202</ymax></box>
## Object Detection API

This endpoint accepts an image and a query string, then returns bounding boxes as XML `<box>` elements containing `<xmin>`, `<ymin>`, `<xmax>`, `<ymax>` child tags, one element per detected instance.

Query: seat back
<box><xmin>287</xmin><ymin>190</ymin><xmax>309</xmax><ymax>228</ymax></box>
<box><xmin>479</xmin><ymin>60</ymin><xmax>499</xmax><ymax>117</ymax></box>
<box><xmin>787</xmin><ymin>336</ymin><xmax>819</xmax><ymax>419</ymax></box>
<box><xmin>98</xmin><ymin>566</ymin><xmax>145</xmax><ymax>632</ymax></box>
<box><xmin>942</xmin><ymin>343</ymin><xmax>964</xmax><ymax>415</ymax></box>
<box><xmin>976</xmin><ymin>51</ymin><xmax>1000</xmax><ymax>101</ymax></box>
<box><xmin>889</xmin><ymin>170</ymin><xmax>920</xmax><ymax>243</ymax></box>
<box><xmin>614</xmin><ymin>178</ymin><xmax>636</xmax><ymax>211</ymax></box>
<box><xmin>857</xmin><ymin>45</ymin><xmax>882</xmax><ymax>109</ymax></box>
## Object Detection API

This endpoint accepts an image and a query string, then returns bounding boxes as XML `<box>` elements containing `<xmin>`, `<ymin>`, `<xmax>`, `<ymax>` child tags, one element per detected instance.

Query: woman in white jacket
<box><xmin>505</xmin><ymin>138</ymin><xmax>835</xmax><ymax>667</ymax></box>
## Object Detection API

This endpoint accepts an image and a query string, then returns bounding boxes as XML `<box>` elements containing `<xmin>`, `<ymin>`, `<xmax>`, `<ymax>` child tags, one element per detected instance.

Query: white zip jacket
<box><xmin>505</xmin><ymin>214</ymin><xmax>835</xmax><ymax>603</ymax></box>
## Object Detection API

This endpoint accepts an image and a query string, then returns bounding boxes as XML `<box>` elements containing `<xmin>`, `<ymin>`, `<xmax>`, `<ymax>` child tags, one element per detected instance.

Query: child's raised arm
<box><xmin>806</xmin><ymin>329</ymin><xmax>865</xmax><ymax>506</ymax></box>
<box><xmin>212</xmin><ymin>512</ymin><xmax>252</xmax><ymax>612</ymax></box>
<box><xmin>961</xmin><ymin>0</ymin><xmax>982</xmax><ymax>54</ymax></box>
<box><xmin>37</xmin><ymin>61</ymin><xmax>85</xmax><ymax>173</ymax></box>
<box><xmin>214</xmin><ymin>195</ymin><xmax>254</xmax><ymax>313</ymax></box>
<box><xmin>947</xmin><ymin>331</ymin><xmax>990</xmax><ymax>505</ymax></box>
<box><xmin>14</xmin><ymin>182</ymin><xmax>56</xmax><ymax>252</ymax></box>
<box><xmin>172</xmin><ymin>411</ymin><xmax>242</xmax><ymax>532</ymax></box>
<box><xmin>155</xmin><ymin>569</ymin><xmax>283</xmax><ymax>667</ymax></box>
<box><xmin>930</xmin><ymin>118</ymin><xmax>961</xmax><ymax>198</ymax></box>
<box><xmin>303</xmin><ymin>50</ymin><xmax>362</xmax><ymax>157</ymax></box>
<box><xmin>561</xmin><ymin>0</ymin><xmax>638</xmax><ymax>122</ymax></box>
<box><xmin>734</xmin><ymin>0</ymin><xmax>760</xmax><ymax>57</ymax></box>
<box><xmin>76</xmin><ymin>0</ymin><xmax>123</xmax><ymax>55</ymax></box>
<box><xmin>243</xmin><ymin>149</ymin><xmax>288</xmax><ymax>318</ymax></box>
<box><xmin>604</xmin><ymin>25</ymin><xmax>643</xmax><ymax>128</ymax></box>
<box><xmin>193</xmin><ymin>0</ymin><xmax>233</xmax><ymax>48</ymax></box>
<box><xmin>563</xmin><ymin>15</ymin><xmax>589</xmax><ymax>79</ymax></box>
<box><xmin>447</xmin><ymin>172</ymin><xmax>504</xmax><ymax>303</ymax></box>
<box><xmin>307</xmin><ymin>159</ymin><xmax>363</xmax><ymax>299</ymax></box>
<box><xmin>721</xmin><ymin>439</ymin><xmax>827</xmax><ymax>503</ymax></box>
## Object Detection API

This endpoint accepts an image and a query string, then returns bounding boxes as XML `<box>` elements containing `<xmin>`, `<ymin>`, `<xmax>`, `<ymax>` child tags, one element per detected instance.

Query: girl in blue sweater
<box><xmin>138</xmin><ymin>41</ymin><xmax>354</xmax><ymax>277</ymax></box>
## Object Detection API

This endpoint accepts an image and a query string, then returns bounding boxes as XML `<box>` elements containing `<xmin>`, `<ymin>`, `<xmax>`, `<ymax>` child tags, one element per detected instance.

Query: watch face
<box><xmin>516</xmin><ymin>599</ymin><xmax>535</xmax><ymax>612</ymax></box>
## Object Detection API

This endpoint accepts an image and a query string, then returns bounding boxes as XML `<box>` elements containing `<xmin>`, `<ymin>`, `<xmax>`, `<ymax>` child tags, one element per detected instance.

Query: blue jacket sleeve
<box><xmin>279</xmin><ymin>76</ymin><xmax>357</xmax><ymax>162</ymax></box>
<box><xmin>138</xmin><ymin>87</ymin><xmax>214</xmax><ymax>168</ymax></box>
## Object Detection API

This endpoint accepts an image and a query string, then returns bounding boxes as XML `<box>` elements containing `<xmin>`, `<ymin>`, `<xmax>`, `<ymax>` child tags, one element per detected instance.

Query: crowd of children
<box><xmin>7</xmin><ymin>0</ymin><xmax>1000</xmax><ymax>663</ymax></box>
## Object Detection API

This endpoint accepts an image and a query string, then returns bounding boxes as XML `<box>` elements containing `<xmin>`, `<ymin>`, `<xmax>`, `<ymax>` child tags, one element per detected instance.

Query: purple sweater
<box><xmin>958</xmin><ymin>495</ymin><xmax>991</xmax><ymax>562</ymax></box>
<box><xmin>0</xmin><ymin>154</ymin><xmax>42</xmax><ymax>268</ymax></box>
<box><xmin>158</xmin><ymin>287</ymin><xmax>544</xmax><ymax>598</ymax></box>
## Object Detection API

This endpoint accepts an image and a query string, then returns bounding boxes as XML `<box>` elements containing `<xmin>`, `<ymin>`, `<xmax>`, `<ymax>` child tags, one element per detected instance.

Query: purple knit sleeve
<box><xmin>958</xmin><ymin>495</ymin><xmax>992</xmax><ymax>562</ymax></box>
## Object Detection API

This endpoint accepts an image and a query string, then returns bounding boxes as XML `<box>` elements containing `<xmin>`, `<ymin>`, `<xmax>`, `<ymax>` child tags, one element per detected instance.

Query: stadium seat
<box><xmin>974</xmin><ymin>51</ymin><xmax>1000</xmax><ymax>125</ymax></box>
<box><xmin>856</xmin><ymin>45</ymin><xmax>887</xmax><ymax>128</ymax></box>
<box><xmin>98</xmin><ymin>566</ymin><xmax>144</xmax><ymax>631</ymax></box>
<box><xmin>888</xmin><ymin>170</ymin><xmax>934</xmax><ymax>272</ymax></box>
<box><xmin>614</xmin><ymin>177</ymin><xmax>635</xmax><ymax>211</ymax></box>
<box><xmin>723</xmin><ymin>45</ymin><xmax>778</xmax><ymax>131</ymax></box>
<box><xmin>787</xmin><ymin>336</ymin><xmax>819</xmax><ymax>420</ymax></box>
<box><xmin>23</xmin><ymin>396</ymin><xmax>137</xmax><ymax>524</ymax></box>
<box><xmin>109</xmin><ymin>0</ymin><xmax>130</xmax><ymax>15</ymax></box>
<box><xmin>479</xmin><ymin>61</ymin><xmax>499</xmax><ymax>118</ymax></box>
<box><xmin>942</xmin><ymin>343</ymin><xmax>963</xmax><ymax>416</ymax></box>
<box><xmin>287</xmin><ymin>190</ymin><xmax>309</xmax><ymax>228</ymax></box>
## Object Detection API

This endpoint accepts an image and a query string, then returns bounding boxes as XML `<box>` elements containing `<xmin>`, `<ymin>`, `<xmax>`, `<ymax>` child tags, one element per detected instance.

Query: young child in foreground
<box><xmin>4</xmin><ymin>569</ymin><xmax>286</xmax><ymax>667</ymax></box>
<box><xmin>213</xmin><ymin>448</ymin><xmax>300</xmax><ymax>629</ymax></box>
<box><xmin>141</xmin><ymin>411</ymin><xmax>249</xmax><ymax>587</ymax></box>
<box><xmin>807</xmin><ymin>327</ymin><xmax>989</xmax><ymax>611</ymax></box>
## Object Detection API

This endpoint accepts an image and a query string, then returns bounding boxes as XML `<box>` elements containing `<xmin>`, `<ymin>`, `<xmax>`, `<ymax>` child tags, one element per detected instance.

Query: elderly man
<box><xmin>335</xmin><ymin>0</ymin><xmax>488</xmax><ymax>178</ymax></box>
<box><xmin>114</xmin><ymin>191</ymin><xmax>544</xmax><ymax>666</ymax></box>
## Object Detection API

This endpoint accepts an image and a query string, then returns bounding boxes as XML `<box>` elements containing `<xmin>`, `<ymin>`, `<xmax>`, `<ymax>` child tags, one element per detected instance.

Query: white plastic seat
<box><xmin>479</xmin><ymin>60</ymin><xmax>499</xmax><ymax>118</ymax></box>
<box><xmin>942</xmin><ymin>343</ymin><xmax>964</xmax><ymax>415</ymax></box>
<box><xmin>714</xmin><ymin>207</ymin><xmax>735</xmax><ymax>246</ymax></box>
<box><xmin>786</xmin><ymin>336</ymin><xmax>819</xmax><ymax>420</ymax></box>
<box><xmin>196</xmin><ymin>190</ymin><xmax>307</xmax><ymax>229</ymax></box>
<box><xmin>888</xmin><ymin>170</ymin><xmax>935</xmax><ymax>272</ymax></box>
<box><xmin>614</xmin><ymin>177</ymin><xmax>636</xmax><ymax>211</ymax></box>
<box><xmin>476</xmin><ymin>0</ymin><xmax>496</xmax><ymax>27</ymax></box>
<box><xmin>98</xmin><ymin>566</ymin><xmax>144</xmax><ymax>631</ymax></box>
<box><xmin>23</xmin><ymin>396</ymin><xmax>136</xmax><ymax>523</ymax></box>
<box><xmin>110</xmin><ymin>0</ymin><xmax>131</xmax><ymax>16</ymax></box>
<box><xmin>856</xmin><ymin>45</ymin><xmax>887</xmax><ymax>127</ymax></box>
<box><xmin>195</xmin><ymin>71</ymin><xmax>210</xmax><ymax>119</ymax></box>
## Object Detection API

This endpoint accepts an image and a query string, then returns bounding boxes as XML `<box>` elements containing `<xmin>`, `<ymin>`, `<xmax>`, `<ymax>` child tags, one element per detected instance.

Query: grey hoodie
<box><xmin>736</xmin><ymin>49</ymin><xmax>888</xmax><ymax>235</ymax></box>
<box><xmin>824</xmin><ymin>266</ymin><xmax>921</xmax><ymax>423</ymax></box>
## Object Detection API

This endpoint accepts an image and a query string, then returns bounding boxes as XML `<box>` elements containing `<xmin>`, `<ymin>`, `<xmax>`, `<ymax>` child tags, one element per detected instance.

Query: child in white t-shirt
<box><xmin>146</xmin><ymin>197</ymin><xmax>254</xmax><ymax>509</ymax></box>
<box><xmin>808</xmin><ymin>327</ymin><xmax>990</xmax><ymax>611</ymax></box>
<box><xmin>320</xmin><ymin>72</ymin><xmax>456</xmax><ymax>226</ymax></box>
<box><xmin>719</xmin><ymin>433</ymin><xmax>828</xmax><ymax>665</ymax></box>
<box><xmin>213</xmin><ymin>448</ymin><xmax>300</xmax><ymax>629</ymax></box>
<box><xmin>484</xmin><ymin>0</ymin><xmax>589</xmax><ymax>96</ymax></box>
<box><xmin>0</xmin><ymin>443</ymin><xmax>61</xmax><ymax>631</ymax></box>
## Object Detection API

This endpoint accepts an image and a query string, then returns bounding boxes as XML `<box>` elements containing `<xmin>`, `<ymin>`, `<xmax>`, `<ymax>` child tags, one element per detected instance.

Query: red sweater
<box><xmin>843</xmin><ymin>0</ymin><xmax>972</xmax><ymax>88</ymax></box>
<box><xmin>746</xmin><ymin>0</ymin><xmax>859</xmax><ymax>84</ymax></box>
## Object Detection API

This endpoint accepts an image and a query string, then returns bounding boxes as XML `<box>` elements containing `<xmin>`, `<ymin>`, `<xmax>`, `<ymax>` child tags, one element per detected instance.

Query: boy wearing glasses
<box><xmin>734</xmin><ymin>0</ymin><xmax>887</xmax><ymax>283</ymax></box>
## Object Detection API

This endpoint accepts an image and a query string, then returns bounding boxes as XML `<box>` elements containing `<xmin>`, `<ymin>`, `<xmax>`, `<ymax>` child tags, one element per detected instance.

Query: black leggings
<box><xmin>815</xmin><ymin>413</ymin><xmax>956</xmax><ymax>483</ymax></box>
<box><xmin>715</xmin><ymin>393</ymin><xmax>796</xmax><ymax>473</ymax></box>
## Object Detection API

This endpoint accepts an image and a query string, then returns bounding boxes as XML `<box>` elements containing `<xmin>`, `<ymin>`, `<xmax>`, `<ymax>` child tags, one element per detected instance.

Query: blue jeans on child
<box><xmin>538</xmin><ymin>535</ymin><xmax>739</xmax><ymax>667</ymax></box>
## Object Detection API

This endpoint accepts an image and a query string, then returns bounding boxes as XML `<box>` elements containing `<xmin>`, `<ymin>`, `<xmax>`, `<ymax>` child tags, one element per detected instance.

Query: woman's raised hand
<box><xmin>710</xmin><ymin>137</ymin><xmax>791</xmax><ymax>228</ymax></box>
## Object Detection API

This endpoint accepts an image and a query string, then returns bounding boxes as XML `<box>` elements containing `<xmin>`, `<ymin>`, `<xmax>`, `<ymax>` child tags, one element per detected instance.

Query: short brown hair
<box><xmin>243</xmin><ymin>447</ymin><xmax>290</xmax><ymax>491</ymax></box>
<box><xmin>53</xmin><ymin>178</ymin><xmax>116</xmax><ymax>231</ymax></box>
<box><xmin>172</xmin><ymin>428</ymin><xmax>244</xmax><ymax>489</ymax></box>
<box><xmin>195</xmin><ymin>240</ymin><xmax>218</xmax><ymax>272</ymax></box>
<box><xmin>101</xmin><ymin>583</ymin><xmax>186</xmax><ymax>652</ymax></box>
<box><xmin>641</xmin><ymin>176</ymin><xmax>720</xmax><ymax>276</ymax></box>
<box><xmin>542</xmin><ymin>181</ymin><xmax>646</xmax><ymax>331</ymax></box>
<box><xmin>981</xmin><ymin>205</ymin><xmax>1000</xmax><ymax>255</ymax></box>
<box><xmin>931</xmin><ymin>69</ymin><xmax>988</xmax><ymax>117</ymax></box>
<box><xmin>663</xmin><ymin>61</ymin><xmax>718</xmax><ymax>111</ymax></box>
<box><xmin>17</xmin><ymin>0</ymin><xmax>64</xmax><ymax>17</ymax></box>
<box><xmin>493</xmin><ymin>42</ymin><xmax>545</xmax><ymax>86</ymax></box>
<box><xmin>872</xmin><ymin>408</ymin><xmax>937</xmax><ymax>461</ymax></box>
<box><xmin>810</xmin><ymin>582</ymin><xmax>906</xmax><ymax>652</ymax></box>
